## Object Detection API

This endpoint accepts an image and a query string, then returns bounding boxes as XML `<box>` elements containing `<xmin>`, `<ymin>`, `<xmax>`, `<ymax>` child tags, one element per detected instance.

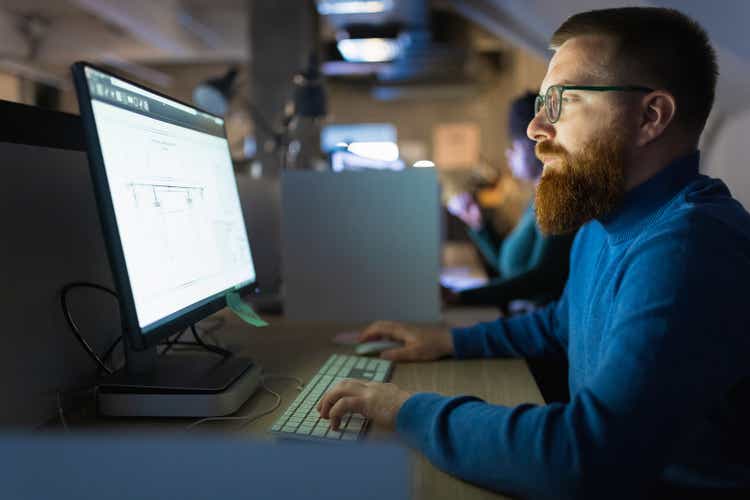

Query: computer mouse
<box><xmin>355</xmin><ymin>340</ymin><xmax>404</xmax><ymax>356</ymax></box>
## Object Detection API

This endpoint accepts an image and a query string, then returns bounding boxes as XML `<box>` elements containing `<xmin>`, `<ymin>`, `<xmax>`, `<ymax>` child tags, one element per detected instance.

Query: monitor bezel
<box><xmin>71</xmin><ymin>61</ymin><xmax>257</xmax><ymax>351</ymax></box>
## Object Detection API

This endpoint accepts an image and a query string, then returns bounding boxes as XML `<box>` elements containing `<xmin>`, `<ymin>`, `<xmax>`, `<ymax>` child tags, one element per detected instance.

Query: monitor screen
<box><xmin>79</xmin><ymin>65</ymin><xmax>256</xmax><ymax>335</ymax></box>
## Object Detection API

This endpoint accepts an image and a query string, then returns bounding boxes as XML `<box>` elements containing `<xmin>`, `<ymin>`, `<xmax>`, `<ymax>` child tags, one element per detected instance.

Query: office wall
<box><xmin>0</xmin><ymin>72</ymin><xmax>20</xmax><ymax>103</ymax></box>
<box><xmin>702</xmin><ymin>108</ymin><xmax>750</xmax><ymax>210</ymax></box>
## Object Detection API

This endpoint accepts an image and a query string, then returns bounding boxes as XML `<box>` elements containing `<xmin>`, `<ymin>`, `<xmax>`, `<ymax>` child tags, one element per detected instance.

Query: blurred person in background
<box><xmin>445</xmin><ymin>92</ymin><xmax>576</xmax><ymax>312</ymax></box>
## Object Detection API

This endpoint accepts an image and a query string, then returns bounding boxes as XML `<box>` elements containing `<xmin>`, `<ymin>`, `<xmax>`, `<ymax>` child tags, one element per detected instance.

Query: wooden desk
<box><xmin>75</xmin><ymin>307</ymin><xmax>544</xmax><ymax>500</ymax></box>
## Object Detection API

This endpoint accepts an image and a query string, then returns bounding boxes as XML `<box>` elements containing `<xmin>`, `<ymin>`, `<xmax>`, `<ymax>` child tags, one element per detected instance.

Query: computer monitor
<box><xmin>72</xmin><ymin>62</ymin><xmax>257</xmax><ymax>352</ymax></box>
<box><xmin>72</xmin><ymin>63</ymin><xmax>263</xmax><ymax>417</ymax></box>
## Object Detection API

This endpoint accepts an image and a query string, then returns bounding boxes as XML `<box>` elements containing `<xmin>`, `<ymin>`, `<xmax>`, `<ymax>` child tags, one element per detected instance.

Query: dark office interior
<box><xmin>2</xmin><ymin>1</ymin><xmax>750</xmax><ymax>499</ymax></box>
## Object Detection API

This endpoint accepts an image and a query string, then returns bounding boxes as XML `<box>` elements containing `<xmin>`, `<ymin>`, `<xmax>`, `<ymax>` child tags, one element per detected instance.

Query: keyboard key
<box><xmin>321</xmin><ymin>356</ymin><xmax>336</xmax><ymax>370</ymax></box>
<box><xmin>346</xmin><ymin>418</ymin><xmax>365</xmax><ymax>432</ymax></box>
<box><xmin>336</xmin><ymin>366</ymin><xmax>351</xmax><ymax>377</ymax></box>
<box><xmin>342</xmin><ymin>431</ymin><xmax>358</xmax><ymax>440</ymax></box>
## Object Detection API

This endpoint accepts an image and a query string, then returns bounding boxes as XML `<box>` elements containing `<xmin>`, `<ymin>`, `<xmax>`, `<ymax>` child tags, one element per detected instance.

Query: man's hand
<box><xmin>359</xmin><ymin>321</ymin><xmax>454</xmax><ymax>362</ymax></box>
<box><xmin>446</xmin><ymin>192</ymin><xmax>483</xmax><ymax>231</ymax></box>
<box><xmin>316</xmin><ymin>379</ymin><xmax>412</xmax><ymax>431</ymax></box>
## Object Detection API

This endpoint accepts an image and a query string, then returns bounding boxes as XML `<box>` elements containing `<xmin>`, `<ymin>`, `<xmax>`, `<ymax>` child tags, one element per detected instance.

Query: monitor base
<box><xmin>97</xmin><ymin>355</ymin><xmax>262</xmax><ymax>417</ymax></box>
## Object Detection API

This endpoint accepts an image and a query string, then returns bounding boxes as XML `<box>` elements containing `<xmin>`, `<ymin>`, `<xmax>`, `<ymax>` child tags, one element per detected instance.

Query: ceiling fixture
<box><xmin>337</xmin><ymin>37</ymin><xmax>401</xmax><ymax>62</ymax></box>
<box><xmin>316</xmin><ymin>0</ymin><xmax>393</xmax><ymax>16</ymax></box>
<box><xmin>413</xmin><ymin>160</ymin><xmax>435</xmax><ymax>168</ymax></box>
<box><xmin>347</xmin><ymin>141</ymin><xmax>400</xmax><ymax>162</ymax></box>
<box><xmin>335</xmin><ymin>23</ymin><xmax>408</xmax><ymax>63</ymax></box>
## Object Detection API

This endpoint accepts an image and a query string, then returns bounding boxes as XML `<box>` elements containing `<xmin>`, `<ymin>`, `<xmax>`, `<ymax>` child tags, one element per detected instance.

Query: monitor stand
<box><xmin>97</xmin><ymin>340</ymin><xmax>262</xmax><ymax>418</ymax></box>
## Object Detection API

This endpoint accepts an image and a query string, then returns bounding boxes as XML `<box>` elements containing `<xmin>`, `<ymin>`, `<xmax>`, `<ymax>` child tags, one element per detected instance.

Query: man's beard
<box><xmin>534</xmin><ymin>134</ymin><xmax>628</xmax><ymax>235</ymax></box>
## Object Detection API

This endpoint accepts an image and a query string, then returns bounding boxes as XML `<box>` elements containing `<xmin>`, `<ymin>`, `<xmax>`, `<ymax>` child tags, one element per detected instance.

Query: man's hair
<box><xmin>551</xmin><ymin>7</ymin><xmax>718</xmax><ymax>141</ymax></box>
<box><xmin>508</xmin><ymin>92</ymin><xmax>537</xmax><ymax>141</ymax></box>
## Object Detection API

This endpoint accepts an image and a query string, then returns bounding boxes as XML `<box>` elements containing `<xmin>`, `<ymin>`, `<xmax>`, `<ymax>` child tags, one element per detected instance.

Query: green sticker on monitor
<box><xmin>226</xmin><ymin>291</ymin><xmax>268</xmax><ymax>327</ymax></box>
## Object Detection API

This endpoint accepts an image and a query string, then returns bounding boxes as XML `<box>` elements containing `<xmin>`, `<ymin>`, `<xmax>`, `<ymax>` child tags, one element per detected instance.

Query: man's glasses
<box><xmin>534</xmin><ymin>84</ymin><xmax>654</xmax><ymax>124</ymax></box>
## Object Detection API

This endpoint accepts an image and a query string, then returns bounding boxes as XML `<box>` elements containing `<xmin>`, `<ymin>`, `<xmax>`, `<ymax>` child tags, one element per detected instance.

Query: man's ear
<box><xmin>636</xmin><ymin>91</ymin><xmax>677</xmax><ymax>147</ymax></box>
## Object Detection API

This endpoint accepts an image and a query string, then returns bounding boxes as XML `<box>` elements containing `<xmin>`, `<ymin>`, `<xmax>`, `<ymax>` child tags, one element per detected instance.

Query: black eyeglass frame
<box><xmin>535</xmin><ymin>84</ymin><xmax>655</xmax><ymax>123</ymax></box>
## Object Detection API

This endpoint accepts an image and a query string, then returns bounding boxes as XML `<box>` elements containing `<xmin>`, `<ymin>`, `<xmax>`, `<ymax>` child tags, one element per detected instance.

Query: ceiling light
<box><xmin>337</xmin><ymin>37</ymin><xmax>401</xmax><ymax>63</ymax></box>
<box><xmin>413</xmin><ymin>160</ymin><xmax>435</xmax><ymax>168</ymax></box>
<box><xmin>317</xmin><ymin>0</ymin><xmax>393</xmax><ymax>15</ymax></box>
<box><xmin>347</xmin><ymin>141</ymin><xmax>400</xmax><ymax>162</ymax></box>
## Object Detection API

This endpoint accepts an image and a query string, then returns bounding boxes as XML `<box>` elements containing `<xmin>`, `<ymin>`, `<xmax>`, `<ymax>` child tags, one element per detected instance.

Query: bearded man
<box><xmin>318</xmin><ymin>7</ymin><xmax>750</xmax><ymax>499</ymax></box>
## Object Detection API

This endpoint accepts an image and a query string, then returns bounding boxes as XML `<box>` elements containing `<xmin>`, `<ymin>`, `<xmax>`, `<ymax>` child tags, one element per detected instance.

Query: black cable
<box><xmin>100</xmin><ymin>336</ymin><xmax>122</xmax><ymax>363</ymax></box>
<box><xmin>196</xmin><ymin>316</ymin><xmax>225</xmax><ymax>334</ymax></box>
<box><xmin>190</xmin><ymin>324</ymin><xmax>233</xmax><ymax>358</ymax></box>
<box><xmin>59</xmin><ymin>282</ymin><xmax>119</xmax><ymax>375</ymax></box>
<box><xmin>159</xmin><ymin>328</ymin><xmax>189</xmax><ymax>357</ymax></box>
<box><xmin>98</xmin><ymin>336</ymin><xmax>123</xmax><ymax>376</ymax></box>
<box><xmin>61</xmin><ymin>282</ymin><xmax>233</xmax><ymax>374</ymax></box>
<box><xmin>194</xmin><ymin>316</ymin><xmax>225</xmax><ymax>345</ymax></box>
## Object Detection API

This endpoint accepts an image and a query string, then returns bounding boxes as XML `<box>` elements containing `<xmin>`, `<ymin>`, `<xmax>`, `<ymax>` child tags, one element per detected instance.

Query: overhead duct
<box><xmin>318</xmin><ymin>0</ymin><xmax>505</xmax><ymax>99</ymax></box>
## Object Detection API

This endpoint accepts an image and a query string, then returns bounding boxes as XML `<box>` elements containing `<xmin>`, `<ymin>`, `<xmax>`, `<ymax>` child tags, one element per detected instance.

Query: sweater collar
<box><xmin>598</xmin><ymin>150</ymin><xmax>701</xmax><ymax>238</ymax></box>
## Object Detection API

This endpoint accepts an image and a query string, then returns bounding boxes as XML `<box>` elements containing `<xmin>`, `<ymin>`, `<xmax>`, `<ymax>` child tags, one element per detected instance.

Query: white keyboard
<box><xmin>269</xmin><ymin>354</ymin><xmax>392</xmax><ymax>441</ymax></box>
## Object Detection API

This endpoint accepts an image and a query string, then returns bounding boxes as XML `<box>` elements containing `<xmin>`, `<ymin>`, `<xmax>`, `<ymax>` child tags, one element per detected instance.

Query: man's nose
<box><xmin>527</xmin><ymin>111</ymin><xmax>554</xmax><ymax>143</ymax></box>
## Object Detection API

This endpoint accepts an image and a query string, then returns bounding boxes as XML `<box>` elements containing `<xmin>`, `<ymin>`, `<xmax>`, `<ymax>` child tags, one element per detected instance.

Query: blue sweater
<box><xmin>396</xmin><ymin>151</ymin><xmax>750</xmax><ymax>499</ymax></box>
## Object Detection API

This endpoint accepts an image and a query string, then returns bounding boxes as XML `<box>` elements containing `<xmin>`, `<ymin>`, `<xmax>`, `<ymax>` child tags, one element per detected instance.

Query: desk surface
<box><xmin>75</xmin><ymin>307</ymin><xmax>543</xmax><ymax>500</ymax></box>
